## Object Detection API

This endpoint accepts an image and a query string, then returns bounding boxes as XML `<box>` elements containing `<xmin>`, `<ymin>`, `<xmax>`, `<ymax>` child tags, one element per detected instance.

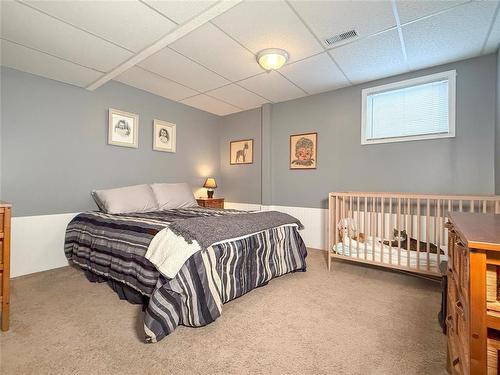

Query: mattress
<box><xmin>334</xmin><ymin>236</ymin><xmax>447</xmax><ymax>273</ymax></box>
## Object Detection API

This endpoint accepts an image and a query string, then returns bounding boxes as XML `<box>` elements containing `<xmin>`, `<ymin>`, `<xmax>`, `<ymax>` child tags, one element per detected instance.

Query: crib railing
<box><xmin>328</xmin><ymin>192</ymin><xmax>500</xmax><ymax>276</ymax></box>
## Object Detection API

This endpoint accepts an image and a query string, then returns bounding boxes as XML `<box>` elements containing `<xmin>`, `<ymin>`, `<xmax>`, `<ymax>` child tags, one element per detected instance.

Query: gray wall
<box><xmin>496</xmin><ymin>50</ymin><xmax>500</xmax><ymax>195</ymax></box>
<box><xmin>269</xmin><ymin>54</ymin><xmax>497</xmax><ymax>209</ymax></box>
<box><xmin>1</xmin><ymin>67</ymin><xmax>221</xmax><ymax>216</ymax></box>
<box><xmin>219</xmin><ymin>108</ymin><xmax>261</xmax><ymax>204</ymax></box>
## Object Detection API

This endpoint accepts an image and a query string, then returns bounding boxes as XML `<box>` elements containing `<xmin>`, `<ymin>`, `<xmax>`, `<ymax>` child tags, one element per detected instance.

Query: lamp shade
<box><xmin>203</xmin><ymin>178</ymin><xmax>217</xmax><ymax>189</ymax></box>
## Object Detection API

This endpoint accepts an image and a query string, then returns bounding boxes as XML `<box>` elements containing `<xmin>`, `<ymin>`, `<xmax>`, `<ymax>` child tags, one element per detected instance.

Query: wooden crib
<box><xmin>328</xmin><ymin>192</ymin><xmax>500</xmax><ymax>277</ymax></box>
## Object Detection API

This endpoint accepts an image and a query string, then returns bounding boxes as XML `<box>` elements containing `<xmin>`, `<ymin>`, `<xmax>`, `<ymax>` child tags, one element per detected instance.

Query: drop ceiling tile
<box><xmin>1</xmin><ymin>1</ymin><xmax>132</xmax><ymax>72</ymax></box>
<box><xmin>395</xmin><ymin>0</ymin><xmax>470</xmax><ymax>24</ymax></box>
<box><xmin>289</xmin><ymin>0</ymin><xmax>395</xmax><ymax>42</ymax></box>
<box><xmin>115</xmin><ymin>66</ymin><xmax>198</xmax><ymax>101</ymax></box>
<box><xmin>22</xmin><ymin>0</ymin><xmax>176</xmax><ymax>52</ymax></box>
<box><xmin>212</xmin><ymin>0</ymin><xmax>323</xmax><ymax>63</ymax></box>
<box><xmin>329</xmin><ymin>30</ymin><xmax>407</xmax><ymax>84</ymax></box>
<box><xmin>170</xmin><ymin>23</ymin><xmax>262</xmax><ymax>81</ymax></box>
<box><xmin>206</xmin><ymin>84</ymin><xmax>268</xmax><ymax>110</ymax></box>
<box><xmin>280</xmin><ymin>53</ymin><xmax>350</xmax><ymax>95</ymax></box>
<box><xmin>238</xmin><ymin>71</ymin><xmax>306</xmax><ymax>103</ymax></box>
<box><xmin>143</xmin><ymin>0</ymin><xmax>217</xmax><ymax>24</ymax></box>
<box><xmin>139</xmin><ymin>47</ymin><xmax>229</xmax><ymax>92</ymax></box>
<box><xmin>181</xmin><ymin>94</ymin><xmax>241</xmax><ymax>116</ymax></box>
<box><xmin>482</xmin><ymin>7</ymin><xmax>500</xmax><ymax>54</ymax></box>
<box><xmin>403</xmin><ymin>1</ymin><xmax>497</xmax><ymax>70</ymax></box>
<box><xmin>1</xmin><ymin>39</ymin><xmax>102</xmax><ymax>87</ymax></box>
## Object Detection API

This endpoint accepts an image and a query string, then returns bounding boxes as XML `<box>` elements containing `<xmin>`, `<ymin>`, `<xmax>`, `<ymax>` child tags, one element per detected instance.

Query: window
<box><xmin>361</xmin><ymin>70</ymin><xmax>456</xmax><ymax>145</ymax></box>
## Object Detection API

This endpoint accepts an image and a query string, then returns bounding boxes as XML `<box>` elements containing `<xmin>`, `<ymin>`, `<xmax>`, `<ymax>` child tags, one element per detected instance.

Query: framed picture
<box><xmin>153</xmin><ymin>120</ymin><xmax>176</xmax><ymax>153</ymax></box>
<box><xmin>230</xmin><ymin>139</ymin><xmax>253</xmax><ymax>165</ymax></box>
<box><xmin>108</xmin><ymin>108</ymin><xmax>139</xmax><ymax>148</ymax></box>
<box><xmin>290</xmin><ymin>132</ymin><xmax>317</xmax><ymax>170</ymax></box>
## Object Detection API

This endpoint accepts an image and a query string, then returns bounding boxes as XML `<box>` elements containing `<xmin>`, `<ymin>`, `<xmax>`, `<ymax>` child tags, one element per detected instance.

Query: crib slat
<box><xmin>389</xmin><ymin>198</ymin><xmax>392</xmax><ymax>265</ymax></box>
<box><xmin>381</xmin><ymin>197</ymin><xmax>385</xmax><ymax>264</ymax></box>
<box><xmin>407</xmin><ymin>198</ymin><xmax>411</xmax><ymax>268</ymax></box>
<box><xmin>483</xmin><ymin>200</ymin><xmax>487</xmax><ymax>213</ymax></box>
<box><xmin>437</xmin><ymin>199</ymin><xmax>441</xmax><ymax>267</ymax></box>
<box><xmin>417</xmin><ymin>199</ymin><xmax>421</xmax><ymax>271</ymax></box>
<box><xmin>364</xmin><ymin>196</ymin><xmax>367</xmax><ymax>260</ymax></box>
<box><xmin>334</xmin><ymin>195</ymin><xmax>339</xmax><ymax>258</ymax></box>
<box><xmin>459</xmin><ymin>200</ymin><xmax>463</xmax><ymax>212</ymax></box>
<box><xmin>349</xmin><ymin>196</ymin><xmax>353</xmax><ymax>258</ymax></box>
<box><xmin>397</xmin><ymin>198</ymin><xmax>401</xmax><ymax>266</ymax></box>
<box><xmin>372</xmin><ymin>197</ymin><xmax>376</xmax><ymax>261</ymax></box>
<box><xmin>470</xmin><ymin>199</ymin><xmax>474</xmax><ymax>213</ymax></box>
<box><xmin>357</xmin><ymin>196</ymin><xmax>360</xmax><ymax>256</ymax></box>
<box><xmin>426</xmin><ymin>199</ymin><xmax>430</xmax><ymax>271</ymax></box>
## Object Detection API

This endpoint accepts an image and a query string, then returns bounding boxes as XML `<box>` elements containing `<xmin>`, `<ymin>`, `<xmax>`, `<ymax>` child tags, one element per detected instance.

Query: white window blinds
<box><xmin>362</xmin><ymin>70</ymin><xmax>455</xmax><ymax>144</ymax></box>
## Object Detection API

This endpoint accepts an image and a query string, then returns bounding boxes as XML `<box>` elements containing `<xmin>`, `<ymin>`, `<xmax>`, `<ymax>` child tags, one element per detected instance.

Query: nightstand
<box><xmin>196</xmin><ymin>198</ymin><xmax>224</xmax><ymax>209</ymax></box>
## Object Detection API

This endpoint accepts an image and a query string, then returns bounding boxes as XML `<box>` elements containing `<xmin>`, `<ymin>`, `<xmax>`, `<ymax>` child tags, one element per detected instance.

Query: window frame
<box><xmin>361</xmin><ymin>70</ymin><xmax>457</xmax><ymax>145</ymax></box>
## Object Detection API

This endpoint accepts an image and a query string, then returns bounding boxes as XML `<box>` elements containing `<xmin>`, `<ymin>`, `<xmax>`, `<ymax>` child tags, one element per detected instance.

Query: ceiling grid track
<box><xmin>86</xmin><ymin>0</ymin><xmax>243</xmax><ymax>91</ymax></box>
<box><xmin>17</xmin><ymin>0</ymin><xmax>135</xmax><ymax>54</ymax></box>
<box><xmin>137</xmin><ymin>0</ymin><xmax>180</xmax><ymax>26</ymax></box>
<box><xmin>284</xmin><ymin>0</ymin><xmax>353</xmax><ymax>86</ymax></box>
<box><xmin>391</xmin><ymin>0</ymin><xmax>410</xmax><ymax>71</ymax></box>
<box><xmin>0</xmin><ymin>37</ymin><xmax>105</xmax><ymax>74</ymax></box>
<box><xmin>480</xmin><ymin>0</ymin><xmax>500</xmax><ymax>54</ymax></box>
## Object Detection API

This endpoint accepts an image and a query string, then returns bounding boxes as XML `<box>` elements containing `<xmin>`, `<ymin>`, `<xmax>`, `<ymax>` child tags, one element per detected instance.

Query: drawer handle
<box><xmin>452</xmin><ymin>357</ymin><xmax>460</xmax><ymax>367</ymax></box>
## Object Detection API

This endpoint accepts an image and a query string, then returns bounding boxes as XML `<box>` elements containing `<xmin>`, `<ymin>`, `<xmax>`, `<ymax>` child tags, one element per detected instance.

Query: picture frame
<box><xmin>153</xmin><ymin>120</ymin><xmax>176</xmax><ymax>153</ymax></box>
<box><xmin>289</xmin><ymin>132</ymin><xmax>317</xmax><ymax>170</ymax></box>
<box><xmin>108</xmin><ymin>108</ymin><xmax>139</xmax><ymax>148</ymax></box>
<box><xmin>230</xmin><ymin>139</ymin><xmax>253</xmax><ymax>165</ymax></box>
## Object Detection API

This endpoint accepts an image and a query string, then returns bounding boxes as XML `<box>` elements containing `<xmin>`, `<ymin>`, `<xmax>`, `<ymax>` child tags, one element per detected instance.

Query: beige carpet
<box><xmin>0</xmin><ymin>250</ymin><xmax>446</xmax><ymax>375</ymax></box>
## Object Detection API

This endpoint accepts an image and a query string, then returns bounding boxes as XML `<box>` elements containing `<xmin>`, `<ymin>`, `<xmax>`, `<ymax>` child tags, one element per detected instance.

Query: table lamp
<box><xmin>203</xmin><ymin>177</ymin><xmax>217</xmax><ymax>198</ymax></box>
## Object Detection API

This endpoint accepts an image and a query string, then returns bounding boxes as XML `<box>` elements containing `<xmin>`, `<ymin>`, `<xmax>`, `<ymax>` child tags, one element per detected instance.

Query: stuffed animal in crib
<box><xmin>381</xmin><ymin>229</ymin><xmax>444</xmax><ymax>255</ymax></box>
<box><xmin>337</xmin><ymin>218</ymin><xmax>366</xmax><ymax>243</ymax></box>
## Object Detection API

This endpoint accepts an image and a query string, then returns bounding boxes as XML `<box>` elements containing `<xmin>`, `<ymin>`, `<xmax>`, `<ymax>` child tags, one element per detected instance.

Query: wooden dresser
<box><xmin>196</xmin><ymin>198</ymin><xmax>224</xmax><ymax>209</ymax></box>
<box><xmin>0</xmin><ymin>201</ymin><xmax>12</xmax><ymax>331</ymax></box>
<box><xmin>446</xmin><ymin>213</ymin><xmax>500</xmax><ymax>374</ymax></box>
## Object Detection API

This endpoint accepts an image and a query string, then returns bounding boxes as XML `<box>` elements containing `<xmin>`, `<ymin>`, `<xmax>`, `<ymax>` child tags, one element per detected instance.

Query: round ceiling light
<box><xmin>256</xmin><ymin>48</ymin><xmax>289</xmax><ymax>71</ymax></box>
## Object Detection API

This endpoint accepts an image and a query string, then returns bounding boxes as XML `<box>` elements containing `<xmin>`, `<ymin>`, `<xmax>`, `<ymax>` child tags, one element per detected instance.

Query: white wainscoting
<box><xmin>11</xmin><ymin>212</ymin><xmax>77</xmax><ymax>277</ymax></box>
<box><xmin>11</xmin><ymin>204</ymin><xmax>327</xmax><ymax>277</ymax></box>
<box><xmin>226</xmin><ymin>202</ymin><xmax>328</xmax><ymax>250</ymax></box>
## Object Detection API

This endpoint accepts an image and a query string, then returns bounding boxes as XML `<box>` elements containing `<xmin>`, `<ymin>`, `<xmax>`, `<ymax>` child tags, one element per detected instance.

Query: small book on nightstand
<box><xmin>196</xmin><ymin>198</ymin><xmax>224</xmax><ymax>209</ymax></box>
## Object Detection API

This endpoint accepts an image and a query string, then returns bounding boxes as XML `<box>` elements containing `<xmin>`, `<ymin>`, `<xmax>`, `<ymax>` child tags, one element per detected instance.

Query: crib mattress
<box><xmin>334</xmin><ymin>237</ymin><xmax>447</xmax><ymax>273</ymax></box>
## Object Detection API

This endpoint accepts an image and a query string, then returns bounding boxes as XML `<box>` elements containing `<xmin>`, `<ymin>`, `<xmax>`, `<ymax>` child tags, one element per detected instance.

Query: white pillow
<box><xmin>150</xmin><ymin>183</ymin><xmax>198</xmax><ymax>210</ymax></box>
<box><xmin>92</xmin><ymin>184</ymin><xmax>158</xmax><ymax>214</ymax></box>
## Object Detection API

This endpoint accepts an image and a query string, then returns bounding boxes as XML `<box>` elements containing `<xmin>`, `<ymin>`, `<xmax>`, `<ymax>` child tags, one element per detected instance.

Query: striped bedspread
<box><xmin>64</xmin><ymin>207</ymin><xmax>307</xmax><ymax>342</ymax></box>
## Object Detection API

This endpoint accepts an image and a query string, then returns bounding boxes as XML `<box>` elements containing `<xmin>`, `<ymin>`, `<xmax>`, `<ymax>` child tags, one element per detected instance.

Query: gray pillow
<box><xmin>91</xmin><ymin>184</ymin><xmax>158</xmax><ymax>214</ymax></box>
<box><xmin>150</xmin><ymin>182</ymin><xmax>198</xmax><ymax>210</ymax></box>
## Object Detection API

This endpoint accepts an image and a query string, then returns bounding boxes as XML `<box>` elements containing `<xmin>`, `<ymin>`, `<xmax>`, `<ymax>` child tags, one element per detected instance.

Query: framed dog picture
<box><xmin>230</xmin><ymin>139</ymin><xmax>253</xmax><ymax>165</ymax></box>
<box><xmin>290</xmin><ymin>132</ymin><xmax>317</xmax><ymax>169</ymax></box>
<box><xmin>153</xmin><ymin>120</ymin><xmax>176</xmax><ymax>153</ymax></box>
<box><xmin>108</xmin><ymin>108</ymin><xmax>139</xmax><ymax>148</ymax></box>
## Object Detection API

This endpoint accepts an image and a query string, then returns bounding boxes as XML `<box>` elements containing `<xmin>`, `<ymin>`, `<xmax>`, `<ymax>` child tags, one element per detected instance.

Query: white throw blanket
<box><xmin>145</xmin><ymin>223</ymin><xmax>299</xmax><ymax>279</ymax></box>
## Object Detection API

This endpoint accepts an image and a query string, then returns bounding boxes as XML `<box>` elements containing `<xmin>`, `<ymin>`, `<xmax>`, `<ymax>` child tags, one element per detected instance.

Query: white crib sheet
<box><xmin>334</xmin><ymin>236</ymin><xmax>448</xmax><ymax>272</ymax></box>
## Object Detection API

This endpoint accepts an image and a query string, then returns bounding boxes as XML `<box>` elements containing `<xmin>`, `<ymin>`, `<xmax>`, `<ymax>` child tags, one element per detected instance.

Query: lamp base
<box><xmin>207</xmin><ymin>190</ymin><xmax>214</xmax><ymax>199</ymax></box>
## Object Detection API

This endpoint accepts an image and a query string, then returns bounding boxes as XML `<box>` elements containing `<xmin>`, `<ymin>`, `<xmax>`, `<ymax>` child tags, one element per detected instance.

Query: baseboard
<box><xmin>11</xmin><ymin>204</ymin><xmax>327</xmax><ymax>277</ymax></box>
<box><xmin>11</xmin><ymin>212</ymin><xmax>77</xmax><ymax>277</ymax></box>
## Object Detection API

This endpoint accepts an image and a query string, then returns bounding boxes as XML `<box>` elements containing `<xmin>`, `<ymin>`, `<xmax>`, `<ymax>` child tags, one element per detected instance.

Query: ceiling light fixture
<box><xmin>256</xmin><ymin>48</ymin><xmax>289</xmax><ymax>71</ymax></box>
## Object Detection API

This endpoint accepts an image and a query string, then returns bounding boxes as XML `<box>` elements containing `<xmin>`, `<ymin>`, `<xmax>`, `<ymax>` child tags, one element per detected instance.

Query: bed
<box><xmin>64</xmin><ymin>206</ymin><xmax>307</xmax><ymax>343</ymax></box>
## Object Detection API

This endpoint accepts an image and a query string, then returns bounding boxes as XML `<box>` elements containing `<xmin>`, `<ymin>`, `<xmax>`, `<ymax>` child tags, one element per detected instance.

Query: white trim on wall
<box><xmin>226</xmin><ymin>202</ymin><xmax>328</xmax><ymax>250</ymax></box>
<box><xmin>11</xmin><ymin>204</ymin><xmax>327</xmax><ymax>277</ymax></box>
<box><xmin>11</xmin><ymin>213</ymin><xmax>77</xmax><ymax>277</ymax></box>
